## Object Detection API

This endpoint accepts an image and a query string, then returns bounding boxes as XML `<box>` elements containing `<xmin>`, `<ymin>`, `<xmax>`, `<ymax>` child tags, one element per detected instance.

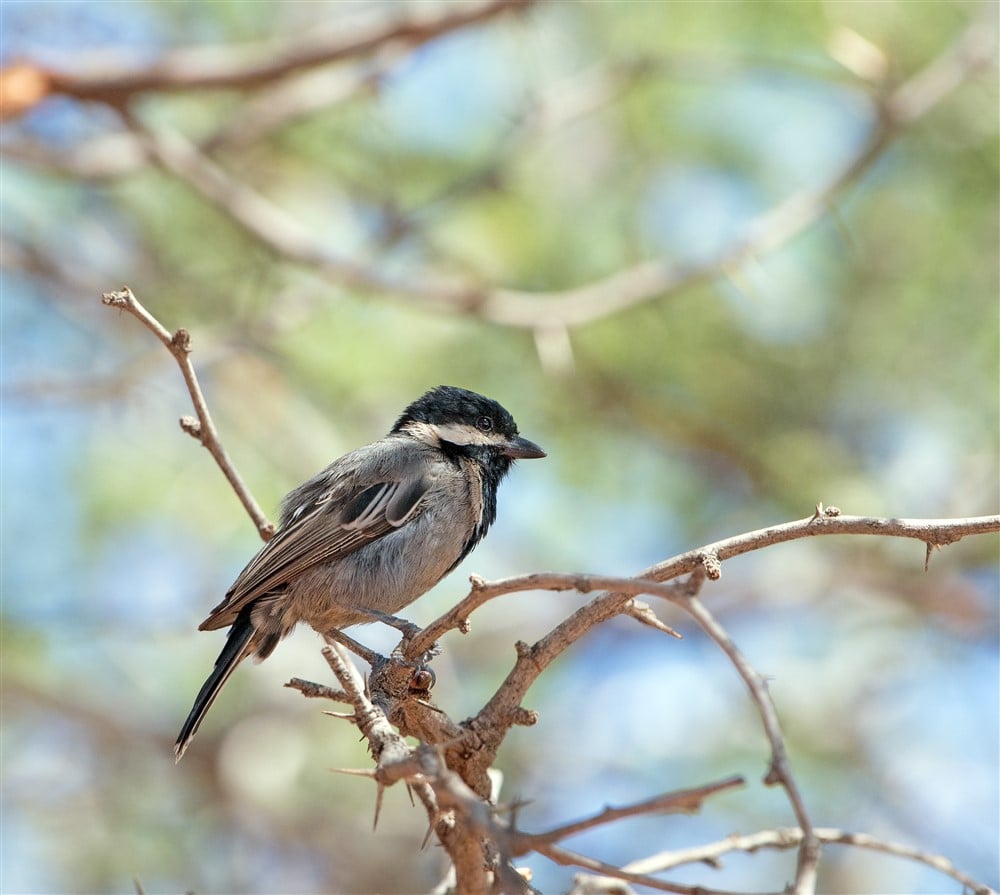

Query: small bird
<box><xmin>175</xmin><ymin>385</ymin><xmax>545</xmax><ymax>760</ymax></box>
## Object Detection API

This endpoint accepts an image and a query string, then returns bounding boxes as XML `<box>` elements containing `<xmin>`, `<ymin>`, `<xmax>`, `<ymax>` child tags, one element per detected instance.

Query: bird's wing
<box><xmin>199</xmin><ymin>445</ymin><xmax>436</xmax><ymax>631</ymax></box>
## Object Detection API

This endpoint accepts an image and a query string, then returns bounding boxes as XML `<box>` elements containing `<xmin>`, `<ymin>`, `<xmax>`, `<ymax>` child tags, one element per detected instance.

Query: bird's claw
<box><xmin>408</xmin><ymin>665</ymin><xmax>436</xmax><ymax>692</ymax></box>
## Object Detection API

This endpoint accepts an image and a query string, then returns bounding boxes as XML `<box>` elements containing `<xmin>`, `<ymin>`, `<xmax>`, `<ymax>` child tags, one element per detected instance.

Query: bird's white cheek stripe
<box><xmin>430</xmin><ymin>422</ymin><xmax>496</xmax><ymax>447</ymax></box>
<box><xmin>404</xmin><ymin>421</ymin><xmax>443</xmax><ymax>447</ymax></box>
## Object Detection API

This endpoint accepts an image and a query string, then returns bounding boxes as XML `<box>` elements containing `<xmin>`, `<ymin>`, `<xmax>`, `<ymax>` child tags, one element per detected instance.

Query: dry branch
<box><xmin>37</xmin><ymin>0</ymin><xmax>533</xmax><ymax>104</ymax></box>
<box><xmin>102</xmin><ymin>291</ymin><xmax>999</xmax><ymax>893</ymax></box>
<box><xmin>510</xmin><ymin>777</ymin><xmax>746</xmax><ymax>853</ymax></box>
<box><xmin>621</xmin><ymin>827</ymin><xmax>996</xmax><ymax>895</ymax></box>
<box><xmin>458</xmin><ymin>512</ymin><xmax>999</xmax><ymax>728</ymax></box>
<box><xmin>100</xmin><ymin>287</ymin><xmax>275</xmax><ymax>541</ymax></box>
<box><xmin>317</xmin><ymin>644</ymin><xmax>527</xmax><ymax>895</ymax></box>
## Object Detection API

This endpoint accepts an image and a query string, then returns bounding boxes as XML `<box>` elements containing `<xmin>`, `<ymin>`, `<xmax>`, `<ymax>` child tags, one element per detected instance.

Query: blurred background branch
<box><xmin>3</xmin><ymin>1</ymin><xmax>997</xmax><ymax>893</ymax></box>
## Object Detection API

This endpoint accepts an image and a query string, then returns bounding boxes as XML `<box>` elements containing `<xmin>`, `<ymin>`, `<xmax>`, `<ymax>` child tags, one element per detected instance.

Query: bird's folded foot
<box><xmin>408</xmin><ymin>664</ymin><xmax>437</xmax><ymax>693</ymax></box>
<box><xmin>356</xmin><ymin>610</ymin><xmax>442</xmax><ymax>665</ymax></box>
<box><xmin>364</xmin><ymin>609</ymin><xmax>421</xmax><ymax>641</ymax></box>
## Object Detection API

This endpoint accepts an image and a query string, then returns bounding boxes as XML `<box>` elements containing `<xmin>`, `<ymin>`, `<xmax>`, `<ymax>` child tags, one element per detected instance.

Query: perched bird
<box><xmin>175</xmin><ymin>385</ymin><xmax>545</xmax><ymax>760</ymax></box>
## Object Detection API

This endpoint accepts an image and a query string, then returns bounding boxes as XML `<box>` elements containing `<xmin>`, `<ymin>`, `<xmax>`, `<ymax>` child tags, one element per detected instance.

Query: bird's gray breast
<box><xmin>278</xmin><ymin>461</ymin><xmax>476</xmax><ymax>632</ymax></box>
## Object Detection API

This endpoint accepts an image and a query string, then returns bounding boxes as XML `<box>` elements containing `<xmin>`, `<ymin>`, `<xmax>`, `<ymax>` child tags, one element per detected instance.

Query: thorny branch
<box><xmin>317</xmin><ymin>643</ymin><xmax>528</xmax><ymax>895</ymax></box>
<box><xmin>71</xmin><ymin>15</ymin><xmax>996</xmax><ymax>895</ymax></box>
<box><xmin>508</xmin><ymin>777</ymin><xmax>746</xmax><ymax>854</ymax></box>
<box><xmin>289</xmin><ymin>512</ymin><xmax>998</xmax><ymax>895</ymax></box>
<box><xmin>102</xmin><ymin>288</ymin><xmax>998</xmax><ymax>893</ymax></box>
<box><xmin>450</xmin><ymin>514</ymin><xmax>998</xmax><ymax>894</ymax></box>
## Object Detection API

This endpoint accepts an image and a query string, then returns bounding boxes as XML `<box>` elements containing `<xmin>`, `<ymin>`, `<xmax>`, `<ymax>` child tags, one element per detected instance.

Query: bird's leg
<box><xmin>353</xmin><ymin>609</ymin><xmax>441</xmax><ymax>667</ymax></box>
<box><xmin>363</xmin><ymin>609</ymin><xmax>422</xmax><ymax>642</ymax></box>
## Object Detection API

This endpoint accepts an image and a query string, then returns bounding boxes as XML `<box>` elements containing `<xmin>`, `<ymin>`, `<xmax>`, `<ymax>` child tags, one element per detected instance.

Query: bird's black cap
<box><xmin>392</xmin><ymin>385</ymin><xmax>520</xmax><ymax>438</ymax></box>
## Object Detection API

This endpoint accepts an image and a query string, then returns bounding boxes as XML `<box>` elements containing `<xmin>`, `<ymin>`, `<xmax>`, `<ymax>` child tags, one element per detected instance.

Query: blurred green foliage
<box><xmin>2</xmin><ymin>1</ymin><xmax>997</xmax><ymax>893</ymax></box>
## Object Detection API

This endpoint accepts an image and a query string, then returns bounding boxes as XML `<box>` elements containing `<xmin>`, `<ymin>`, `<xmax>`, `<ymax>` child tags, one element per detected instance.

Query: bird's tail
<box><xmin>174</xmin><ymin>609</ymin><xmax>255</xmax><ymax>762</ymax></box>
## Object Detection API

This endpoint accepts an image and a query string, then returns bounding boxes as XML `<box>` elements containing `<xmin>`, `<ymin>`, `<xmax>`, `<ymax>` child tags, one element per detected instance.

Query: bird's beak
<box><xmin>502</xmin><ymin>435</ymin><xmax>546</xmax><ymax>459</ymax></box>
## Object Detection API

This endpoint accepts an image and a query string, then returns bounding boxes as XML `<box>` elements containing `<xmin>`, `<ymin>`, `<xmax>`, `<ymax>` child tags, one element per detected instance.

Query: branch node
<box><xmin>811</xmin><ymin>502</ymin><xmax>842</xmax><ymax>522</ymax></box>
<box><xmin>698</xmin><ymin>550</ymin><xmax>722</xmax><ymax>581</ymax></box>
<box><xmin>101</xmin><ymin>287</ymin><xmax>133</xmax><ymax>309</ymax></box>
<box><xmin>179</xmin><ymin>415</ymin><xmax>202</xmax><ymax>439</ymax></box>
<box><xmin>763</xmin><ymin>759</ymin><xmax>782</xmax><ymax>787</ymax></box>
<box><xmin>171</xmin><ymin>327</ymin><xmax>192</xmax><ymax>353</ymax></box>
<box><xmin>511</xmin><ymin>706</ymin><xmax>538</xmax><ymax>728</ymax></box>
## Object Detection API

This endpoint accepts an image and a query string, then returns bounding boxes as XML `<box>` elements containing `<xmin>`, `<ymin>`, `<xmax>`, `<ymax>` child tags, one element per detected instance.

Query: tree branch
<box><xmin>509</xmin><ymin>776</ymin><xmax>745</xmax><ymax>853</ymax></box>
<box><xmin>446</xmin><ymin>508</ymin><xmax>1000</xmax><ymax>880</ymax></box>
<box><xmin>681</xmin><ymin>596</ymin><xmax>819</xmax><ymax>893</ymax></box>
<box><xmin>38</xmin><ymin>0</ymin><xmax>533</xmax><ymax>104</ymax></box>
<box><xmin>100</xmin><ymin>287</ymin><xmax>275</xmax><ymax>541</ymax></box>
<box><xmin>536</xmin><ymin>842</ymin><xmax>782</xmax><ymax>895</ymax></box>
<box><xmin>316</xmin><ymin>644</ymin><xmax>529</xmax><ymax>895</ymax></box>
<box><xmin>469</xmin><ymin>511</ymin><xmax>998</xmax><ymax>731</ymax></box>
<box><xmin>404</xmin><ymin>572</ymin><xmax>687</xmax><ymax>661</ymax></box>
<box><xmin>87</xmin><ymin>11</ymin><xmax>996</xmax><ymax>333</ymax></box>
<box><xmin>621</xmin><ymin>826</ymin><xmax>996</xmax><ymax>895</ymax></box>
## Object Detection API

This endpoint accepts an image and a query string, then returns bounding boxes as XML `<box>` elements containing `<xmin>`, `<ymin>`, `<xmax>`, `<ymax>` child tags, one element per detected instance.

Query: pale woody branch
<box><xmin>103</xmin><ymin>288</ymin><xmax>998</xmax><ymax>895</ymax></box>
<box><xmin>618</xmin><ymin>827</ymin><xmax>996</xmax><ymax>895</ymax></box>
<box><xmin>509</xmin><ymin>776</ymin><xmax>746</xmax><ymax>853</ymax></box>
<box><xmin>406</xmin><ymin>508</ymin><xmax>1000</xmax><ymax>659</ymax></box>
<box><xmin>100</xmin><ymin>287</ymin><xmax>275</xmax><ymax>542</ymax></box>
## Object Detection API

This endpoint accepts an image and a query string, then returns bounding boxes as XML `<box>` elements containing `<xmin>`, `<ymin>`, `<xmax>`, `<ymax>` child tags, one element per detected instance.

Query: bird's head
<box><xmin>392</xmin><ymin>385</ymin><xmax>545</xmax><ymax>462</ymax></box>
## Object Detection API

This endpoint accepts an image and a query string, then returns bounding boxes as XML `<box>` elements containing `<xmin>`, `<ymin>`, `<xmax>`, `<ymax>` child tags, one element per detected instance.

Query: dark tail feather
<box><xmin>175</xmin><ymin>611</ymin><xmax>255</xmax><ymax>762</ymax></box>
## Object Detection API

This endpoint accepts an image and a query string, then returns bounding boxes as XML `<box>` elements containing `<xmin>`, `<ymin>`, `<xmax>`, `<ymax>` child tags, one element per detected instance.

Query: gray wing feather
<box><xmin>199</xmin><ymin>442</ymin><xmax>435</xmax><ymax>631</ymax></box>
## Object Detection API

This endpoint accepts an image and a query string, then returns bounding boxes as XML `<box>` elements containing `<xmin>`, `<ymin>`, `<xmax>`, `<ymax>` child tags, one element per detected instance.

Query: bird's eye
<box><xmin>477</xmin><ymin>416</ymin><xmax>494</xmax><ymax>432</ymax></box>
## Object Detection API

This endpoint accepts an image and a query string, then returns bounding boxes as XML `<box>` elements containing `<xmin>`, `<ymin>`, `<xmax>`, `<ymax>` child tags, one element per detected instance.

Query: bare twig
<box><xmin>510</xmin><ymin>776</ymin><xmax>745</xmax><ymax>853</ymax></box>
<box><xmin>100</xmin><ymin>287</ymin><xmax>275</xmax><ymax>541</ymax></box>
<box><xmin>1</xmin><ymin>60</ymin><xmax>394</xmax><ymax>180</ymax></box>
<box><xmin>535</xmin><ymin>842</ymin><xmax>782</xmax><ymax>895</ymax></box>
<box><xmin>283</xmin><ymin>678</ymin><xmax>350</xmax><ymax>703</ymax></box>
<box><xmin>622</xmin><ymin>827</ymin><xmax>996</xmax><ymax>895</ymax></box>
<box><xmin>681</xmin><ymin>597</ymin><xmax>820</xmax><ymax>892</ymax></box>
<box><xmin>405</xmin><ymin>572</ymin><xmax>689</xmax><ymax>660</ymax></box>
